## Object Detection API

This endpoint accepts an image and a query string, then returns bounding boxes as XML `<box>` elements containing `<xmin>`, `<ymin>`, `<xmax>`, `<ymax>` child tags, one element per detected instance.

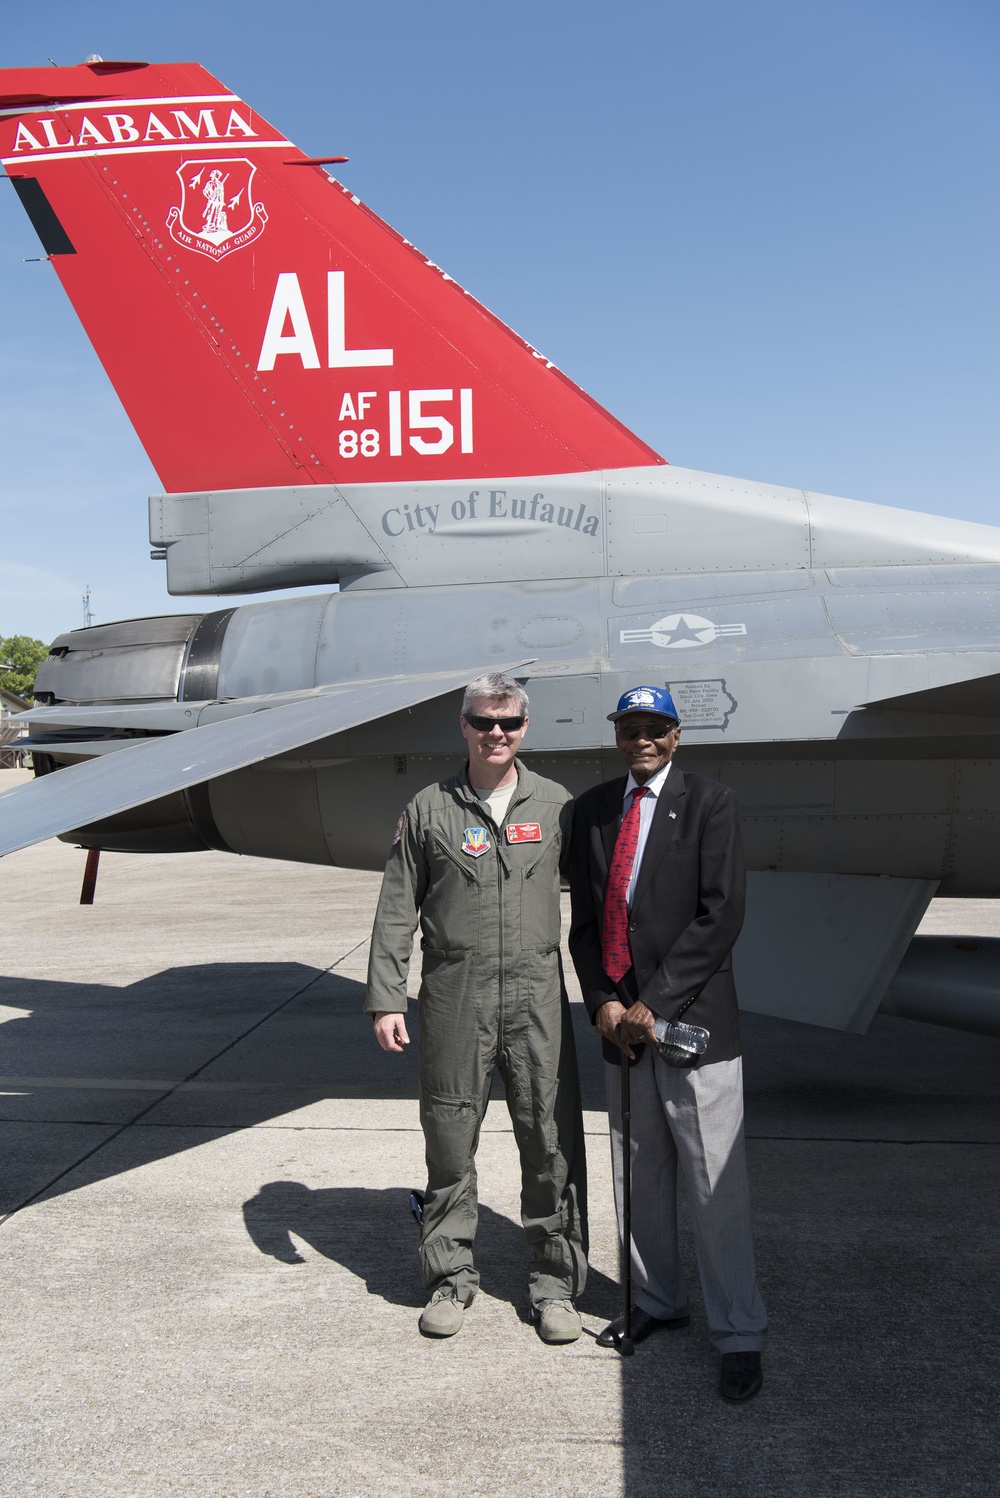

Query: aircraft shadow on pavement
<box><xmin>241</xmin><ymin>1181</ymin><xmax>621</xmax><ymax>1318</ymax></box>
<box><xmin>0</xmin><ymin>962</ymin><xmax>410</xmax><ymax>1215</ymax></box>
<box><xmin>0</xmin><ymin>961</ymin><xmax>605</xmax><ymax>1215</ymax></box>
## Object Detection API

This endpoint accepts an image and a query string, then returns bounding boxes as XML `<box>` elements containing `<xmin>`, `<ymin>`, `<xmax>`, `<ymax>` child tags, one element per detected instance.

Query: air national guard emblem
<box><xmin>166</xmin><ymin>158</ymin><xmax>267</xmax><ymax>261</ymax></box>
<box><xmin>461</xmin><ymin>827</ymin><xmax>491</xmax><ymax>858</ymax></box>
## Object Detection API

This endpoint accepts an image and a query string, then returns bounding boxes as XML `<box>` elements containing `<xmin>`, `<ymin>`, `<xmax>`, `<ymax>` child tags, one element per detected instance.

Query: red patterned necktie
<box><xmin>601</xmin><ymin>786</ymin><xmax>649</xmax><ymax>983</ymax></box>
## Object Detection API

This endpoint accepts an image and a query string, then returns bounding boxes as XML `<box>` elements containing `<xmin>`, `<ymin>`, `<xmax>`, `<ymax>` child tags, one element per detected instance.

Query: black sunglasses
<box><xmin>615</xmin><ymin>719</ymin><xmax>679</xmax><ymax>741</ymax></box>
<box><xmin>465</xmin><ymin>713</ymin><xmax>525</xmax><ymax>732</ymax></box>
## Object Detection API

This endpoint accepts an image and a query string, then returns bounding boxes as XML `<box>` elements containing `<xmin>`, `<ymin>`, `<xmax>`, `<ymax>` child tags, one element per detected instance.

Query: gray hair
<box><xmin>461</xmin><ymin>672</ymin><xmax>528</xmax><ymax>716</ymax></box>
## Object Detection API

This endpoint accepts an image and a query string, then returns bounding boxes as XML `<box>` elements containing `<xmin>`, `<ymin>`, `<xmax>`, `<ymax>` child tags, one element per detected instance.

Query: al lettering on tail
<box><xmin>0</xmin><ymin>59</ymin><xmax>664</xmax><ymax>494</ymax></box>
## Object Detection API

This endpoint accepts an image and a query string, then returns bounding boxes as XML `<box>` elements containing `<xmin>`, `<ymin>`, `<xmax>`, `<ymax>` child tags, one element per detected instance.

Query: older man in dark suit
<box><xmin>569</xmin><ymin>686</ymin><xmax>767</xmax><ymax>1401</ymax></box>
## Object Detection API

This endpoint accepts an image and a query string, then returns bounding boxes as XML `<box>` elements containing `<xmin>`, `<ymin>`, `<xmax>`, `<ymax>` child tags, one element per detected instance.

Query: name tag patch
<box><xmin>462</xmin><ymin>827</ymin><xmax>491</xmax><ymax>857</ymax></box>
<box><xmin>506</xmin><ymin>823</ymin><xmax>542</xmax><ymax>843</ymax></box>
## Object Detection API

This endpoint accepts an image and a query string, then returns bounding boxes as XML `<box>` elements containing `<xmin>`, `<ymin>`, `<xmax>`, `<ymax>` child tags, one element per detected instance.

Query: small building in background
<box><xmin>0</xmin><ymin>683</ymin><xmax>30</xmax><ymax>769</ymax></box>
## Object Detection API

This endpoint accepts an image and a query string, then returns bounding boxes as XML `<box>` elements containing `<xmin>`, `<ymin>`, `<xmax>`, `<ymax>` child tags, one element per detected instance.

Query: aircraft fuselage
<box><xmin>27</xmin><ymin>541</ymin><xmax>1000</xmax><ymax>895</ymax></box>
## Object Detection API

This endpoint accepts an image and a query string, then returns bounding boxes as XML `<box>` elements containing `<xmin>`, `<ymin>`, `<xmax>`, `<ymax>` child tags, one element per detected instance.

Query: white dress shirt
<box><xmin>622</xmin><ymin>760</ymin><xmax>673</xmax><ymax>908</ymax></box>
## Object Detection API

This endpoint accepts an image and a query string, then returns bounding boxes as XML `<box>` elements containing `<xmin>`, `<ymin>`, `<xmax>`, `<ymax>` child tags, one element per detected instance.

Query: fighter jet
<box><xmin>2</xmin><ymin>58</ymin><xmax>999</xmax><ymax>1036</ymax></box>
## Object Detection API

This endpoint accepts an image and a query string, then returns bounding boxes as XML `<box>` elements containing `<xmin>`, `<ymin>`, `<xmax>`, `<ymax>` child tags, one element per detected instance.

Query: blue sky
<box><xmin>1</xmin><ymin>0</ymin><xmax>997</xmax><ymax>643</ymax></box>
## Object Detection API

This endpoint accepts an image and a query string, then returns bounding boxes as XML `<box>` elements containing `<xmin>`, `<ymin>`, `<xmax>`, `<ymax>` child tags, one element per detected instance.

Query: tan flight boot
<box><xmin>418</xmin><ymin>1290</ymin><xmax>468</xmax><ymax>1338</ymax></box>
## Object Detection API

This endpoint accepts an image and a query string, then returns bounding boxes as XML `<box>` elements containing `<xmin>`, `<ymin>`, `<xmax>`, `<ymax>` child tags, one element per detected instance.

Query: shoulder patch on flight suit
<box><xmin>506</xmin><ymin>823</ymin><xmax>542</xmax><ymax>843</ymax></box>
<box><xmin>461</xmin><ymin>827</ymin><xmax>491</xmax><ymax>857</ymax></box>
<box><xmin>391</xmin><ymin>810</ymin><xmax>407</xmax><ymax>846</ymax></box>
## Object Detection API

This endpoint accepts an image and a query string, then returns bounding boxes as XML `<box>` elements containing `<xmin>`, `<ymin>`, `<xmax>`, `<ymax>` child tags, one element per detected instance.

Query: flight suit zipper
<box><xmin>497</xmin><ymin>826</ymin><xmax>507</xmax><ymax>1046</ymax></box>
<box><xmin>473</xmin><ymin>779</ymin><xmax>528</xmax><ymax>1059</ymax></box>
<box><xmin>495</xmin><ymin>779</ymin><xmax>528</xmax><ymax>1049</ymax></box>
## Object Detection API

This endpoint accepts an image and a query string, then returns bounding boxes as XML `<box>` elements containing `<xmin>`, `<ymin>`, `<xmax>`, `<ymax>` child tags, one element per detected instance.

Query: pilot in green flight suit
<box><xmin>365</xmin><ymin>672</ymin><xmax>588</xmax><ymax>1343</ymax></box>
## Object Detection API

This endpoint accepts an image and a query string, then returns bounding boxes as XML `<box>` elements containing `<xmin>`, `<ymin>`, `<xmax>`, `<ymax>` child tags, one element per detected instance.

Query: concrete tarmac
<box><xmin>0</xmin><ymin>767</ymin><xmax>998</xmax><ymax>1497</ymax></box>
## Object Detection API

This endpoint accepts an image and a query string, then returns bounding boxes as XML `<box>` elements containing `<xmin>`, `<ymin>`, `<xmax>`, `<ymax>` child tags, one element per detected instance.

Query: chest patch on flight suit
<box><xmin>461</xmin><ymin>827</ymin><xmax>491</xmax><ymax>857</ymax></box>
<box><xmin>506</xmin><ymin>822</ymin><xmax>542</xmax><ymax>843</ymax></box>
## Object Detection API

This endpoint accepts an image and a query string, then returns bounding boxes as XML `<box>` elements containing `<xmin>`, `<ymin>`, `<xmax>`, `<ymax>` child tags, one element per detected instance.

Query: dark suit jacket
<box><xmin>568</xmin><ymin>767</ymin><xmax>745</xmax><ymax>1067</ymax></box>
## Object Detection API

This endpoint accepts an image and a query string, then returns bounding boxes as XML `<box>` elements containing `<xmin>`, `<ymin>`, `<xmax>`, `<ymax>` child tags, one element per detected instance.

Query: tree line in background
<box><xmin>0</xmin><ymin>636</ymin><xmax>49</xmax><ymax>702</ymax></box>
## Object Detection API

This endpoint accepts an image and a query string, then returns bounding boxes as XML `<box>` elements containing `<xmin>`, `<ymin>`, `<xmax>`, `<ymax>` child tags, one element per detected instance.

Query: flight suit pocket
<box><xmin>421</xmin><ymin>836</ymin><xmax>482</xmax><ymax>952</ymax></box>
<box><xmin>518</xmin><ymin>857</ymin><xmax>561</xmax><ymax>951</ymax></box>
<box><xmin>418</xmin><ymin>950</ymin><xmax>484</xmax><ymax>1098</ymax></box>
<box><xmin>428</xmin><ymin>833</ymin><xmax>484</xmax><ymax>877</ymax></box>
<box><xmin>418</xmin><ymin>1089</ymin><xmax>482</xmax><ymax>1188</ymax></box>
<box><xmin>419</xmin><ymin>946</ymin><xmax>474</xmax><ymax>1006</ymax></box>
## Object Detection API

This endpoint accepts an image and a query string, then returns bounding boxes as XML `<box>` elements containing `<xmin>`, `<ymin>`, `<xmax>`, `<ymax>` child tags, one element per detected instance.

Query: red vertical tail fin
<box><xmin>1</xmin><ymin>60</ymin><xmax>664</xmax><ymax>493</ymax></box>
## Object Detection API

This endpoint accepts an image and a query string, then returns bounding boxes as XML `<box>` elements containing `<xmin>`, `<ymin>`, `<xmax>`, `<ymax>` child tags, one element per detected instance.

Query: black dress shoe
<box><xmin>596</xmin><ymin>1307</ymin><xmax>690</xmax><ymax>1347</ymax></box>
<box><xmin>719</xmin><ymin>1350</ymin><xmax>763</xmax><ymax>1401</ymax></box>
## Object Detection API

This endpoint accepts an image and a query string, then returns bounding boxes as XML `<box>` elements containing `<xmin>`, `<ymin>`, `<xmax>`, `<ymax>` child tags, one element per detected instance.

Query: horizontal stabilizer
<box><xmin>0</xmin><ymin>662</ymin><xmax>529</xmax><ymax>858</ymax></box>
<box><xmin>14</xmin><ymin>682</ymin><xmax>389</xmax><ymax>733</ymax></box>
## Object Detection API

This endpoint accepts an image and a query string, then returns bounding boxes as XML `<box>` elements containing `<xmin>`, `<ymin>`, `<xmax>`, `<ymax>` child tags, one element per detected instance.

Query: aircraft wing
<box><xmin>0</xmin><ymin>662</ymin><xmax>530</xmax><ymax>858</ymax></box>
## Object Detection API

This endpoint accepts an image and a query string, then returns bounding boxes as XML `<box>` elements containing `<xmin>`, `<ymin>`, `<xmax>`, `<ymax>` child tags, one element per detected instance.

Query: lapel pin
<box><xmin>669</xmin><ymin>810</ymin><xmax>677</xmax><ymax>819</ymax></box>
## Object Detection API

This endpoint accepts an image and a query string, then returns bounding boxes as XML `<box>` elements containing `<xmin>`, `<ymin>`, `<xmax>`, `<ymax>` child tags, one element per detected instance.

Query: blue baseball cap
<box><xmin>608</xmin><ymin>686</ymin><xmax>680</xmax><ymax>724</ymax></box>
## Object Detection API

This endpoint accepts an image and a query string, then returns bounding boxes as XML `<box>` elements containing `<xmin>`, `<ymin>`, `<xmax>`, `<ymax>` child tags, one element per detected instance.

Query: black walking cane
<box><xmin>615</xmin><ymin>1048</ymin><xmax>635</xmax><ymax>1357</ymax></box>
